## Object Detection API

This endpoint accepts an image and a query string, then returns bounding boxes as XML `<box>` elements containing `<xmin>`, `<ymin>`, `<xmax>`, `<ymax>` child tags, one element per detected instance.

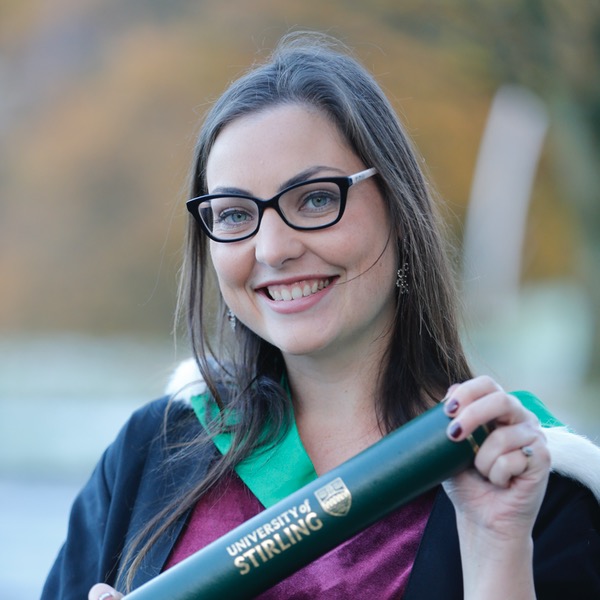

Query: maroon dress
<box><xmin>165</xmin><ymin>472</ymin><xmax>436</xmax><ymax>598</ymax></box>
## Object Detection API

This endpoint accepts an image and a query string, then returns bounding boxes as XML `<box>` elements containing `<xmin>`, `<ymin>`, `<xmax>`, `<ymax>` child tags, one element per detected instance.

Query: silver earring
<box><xmin>396</xmin><ymin>262</ymin><xmax>409</xmax><ymax>294</ymax></box>
<box><xmin>227</xmin><ymin>309</ymin><xmax>237</xmax><ymax>331</ymax></box>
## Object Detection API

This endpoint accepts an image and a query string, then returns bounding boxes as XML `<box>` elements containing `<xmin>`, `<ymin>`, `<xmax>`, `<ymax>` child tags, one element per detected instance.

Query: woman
<box><xmin>44</xmin><ymin>33</ymin><xmax>600</xmax><ymax>600</ymax></box>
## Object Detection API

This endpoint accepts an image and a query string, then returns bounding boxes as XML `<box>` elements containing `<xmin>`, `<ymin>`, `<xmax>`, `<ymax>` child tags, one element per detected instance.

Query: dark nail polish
<box><xmin>445</xmin><ymin>398</ymin><xmax>459</xmax><ymax>415</ymax></box>
<box><xmin>448</xmin><ymin>421</ymin><xmax>463</xmax><ymax>440</ymax></box>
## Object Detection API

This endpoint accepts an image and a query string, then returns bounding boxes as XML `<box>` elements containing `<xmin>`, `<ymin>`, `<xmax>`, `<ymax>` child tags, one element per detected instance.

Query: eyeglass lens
<box><xmin>198</xmin><ymin>180</ymin><xmax>344</xmax><ymax>241</ymax></box>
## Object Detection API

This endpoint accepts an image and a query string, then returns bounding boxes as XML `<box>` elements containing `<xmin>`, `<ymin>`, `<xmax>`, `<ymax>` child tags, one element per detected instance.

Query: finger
<box><xmin>475</xmin><ymin>421</ymin><xmax>550</xmax><ymax>487</ymax></box>
<box><xmin>473</xmin><ymin>420</ymin><xmax>545</xmax><ymax>476</ymax></box>
<box><xmin>442</xmin><ymin>383</ymin><xmax>461</xmax><ymax>415</ymax></box>
<box><xmin>486</xmin><ymin>442</ymin><xmax>550</xmax><ymax>487</ymax></box>
<box><xmin>488</xmin><ymin>447</ymin><xmax>530</xmax><ymax>487</ymax></box>
<box><xmin>443</xmin><ymin>375</ymin><xmax>503</xmax><ymax>413</ymax></box>
<box><xmin>89</xmin><ymin>583</ymin><xmax>124</xmax><ymax>600</ymax></box>
<box><xmin>443</xmin><ymin>375</ymin><xmax>503</xmax><ymax>419</ymax></box>
<box><xmin>446</xmin><ymin>391</ymin><xmax>537</xmax><ymax>441</ymax></box>
<box><xmin>444</xmin><ymin>383</ymin><xmax>461</xmax><ymax>400</ymax></box>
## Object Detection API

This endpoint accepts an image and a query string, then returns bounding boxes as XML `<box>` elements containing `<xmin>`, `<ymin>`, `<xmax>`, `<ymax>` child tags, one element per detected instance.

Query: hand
<box><xmin>88</xmin><ymin>583</ymin><xmax>124</xmax><ymax>600</ymax></box>
<box><xmin>442</xmin><ymin>376</ymin><xmax>550</xmax><ymax>535</ymax></box>
<box><xmin>441</xmin><ymin>376</ymin><xmax>551</xmax><ymax>599</ymax></box>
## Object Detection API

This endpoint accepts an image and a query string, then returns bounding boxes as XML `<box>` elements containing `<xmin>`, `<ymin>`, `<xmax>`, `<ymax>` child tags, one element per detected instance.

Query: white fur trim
<box><xmin>165</xmin><ymin>357</ymin><xmax>206</xmax><ymax>402</ymax></box>
<box><xmin>546</xmin><ymin>427</ymin><xmax>600</xmax><ymax>502</ymax></box>
<box><xmin>164</xmin><ymin>360</ymin><xmax>600</xmax><ymax>500</ymax></box>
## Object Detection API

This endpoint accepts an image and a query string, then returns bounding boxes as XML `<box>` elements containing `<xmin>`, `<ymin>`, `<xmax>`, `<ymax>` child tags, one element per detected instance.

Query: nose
<box><xmin>253</xmin><ymin>208</ymin><xmax>306</xmax><ymax>268</ymax></box>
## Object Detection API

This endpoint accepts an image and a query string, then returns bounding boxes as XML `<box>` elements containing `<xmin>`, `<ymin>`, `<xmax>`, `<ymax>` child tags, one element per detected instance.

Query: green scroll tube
<box><xmin>125</xmin><ymin>402</ymin><xmax>489</xmax><ymax>600</ymax></box>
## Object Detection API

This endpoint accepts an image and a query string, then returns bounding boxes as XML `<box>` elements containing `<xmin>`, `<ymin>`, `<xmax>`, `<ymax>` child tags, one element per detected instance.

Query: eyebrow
<box><xmin>209</xmin><ymin>165</ymin><xmax>347</xmax><ymax>197</ymax></box>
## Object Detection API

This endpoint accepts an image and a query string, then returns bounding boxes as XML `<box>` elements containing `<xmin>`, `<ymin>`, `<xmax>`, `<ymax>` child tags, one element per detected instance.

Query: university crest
<box><xmin>314</xmin><ymin>477</ymin><xmax>352</xmax><ymax>517</ymax></box>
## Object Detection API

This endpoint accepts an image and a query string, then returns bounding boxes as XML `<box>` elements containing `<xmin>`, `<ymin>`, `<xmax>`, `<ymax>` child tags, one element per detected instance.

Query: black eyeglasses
<box><xmin>186</xmin><ymin>167</ymin><xmax>377</xmax><ymax>243</ymax></box>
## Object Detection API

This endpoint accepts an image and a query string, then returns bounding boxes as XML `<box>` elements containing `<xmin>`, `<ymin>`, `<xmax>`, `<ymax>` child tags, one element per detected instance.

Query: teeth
<box><xmin>267</xmin><ymin>279</ymin><xmax>330</xmax><ymax>302</ymax></box>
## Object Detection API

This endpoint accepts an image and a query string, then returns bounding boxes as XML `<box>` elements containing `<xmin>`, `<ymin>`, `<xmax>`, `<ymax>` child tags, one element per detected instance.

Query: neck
<box><xmin>283</xmin><ymin>343</ymin><xmax>388</xmax><ymax>475</ymax></box>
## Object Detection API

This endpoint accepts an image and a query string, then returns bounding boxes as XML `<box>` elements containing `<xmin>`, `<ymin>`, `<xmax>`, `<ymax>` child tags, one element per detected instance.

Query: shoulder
<box><xmin>79</xmin><ymin>394</ymin><xmax>203</xmax><ymax>509</ymax></box>
<box><xmin>110</xmin><ymin>357</ymin><xmax>211</xmax><ymax>455</ymax></box>
<box><xmin>102</xmin><ymin>395</ymin><xmax>198</xmax><ymax>470</ymax></box>
<box><xmin>164</xmin><ymin>357</ymin><xmax>208</xmax><ymax>402</ymax></box>
<box><xmin>41</xmin><ymin>394</ymin><xmax>209</xmax><ymax>599</ymax></box>
<box><xmin>78</xmin><ymin>393</ymin><xmax>195</xmax><ymax>494</ymax></box>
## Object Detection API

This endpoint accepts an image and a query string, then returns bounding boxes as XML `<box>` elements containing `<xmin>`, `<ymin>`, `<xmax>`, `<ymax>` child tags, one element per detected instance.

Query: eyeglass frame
<box><xmin>186</xmin><ymin>167</ymin><xmax>378</xmax><ymax>243</ymax></box>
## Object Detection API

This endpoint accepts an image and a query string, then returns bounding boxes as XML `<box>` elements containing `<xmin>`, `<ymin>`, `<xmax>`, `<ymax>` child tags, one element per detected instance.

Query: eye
<box><xmin>215</xmin><ymin>207</ymin><xmax>254</xmax><ymax>228</ymax></box>
<box><xmin>300</xmin><ymin>190</ymin><xmax>340</xmax><ymax>212</ymax></box>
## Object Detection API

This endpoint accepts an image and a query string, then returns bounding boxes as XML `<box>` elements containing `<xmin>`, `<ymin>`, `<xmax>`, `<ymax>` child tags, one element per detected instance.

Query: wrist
<box><xmin>457</xmin><ymin>519</ymin><xmax>536</xmax><ymax>600</ymax></box>
<box><xmin>455</xmin><ymin>510</ymin><xmax>535</xmax><ymax>547</ymax></box>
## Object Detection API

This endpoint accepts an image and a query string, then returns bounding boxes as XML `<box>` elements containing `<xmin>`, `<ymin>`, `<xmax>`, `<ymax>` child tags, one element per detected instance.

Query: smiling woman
<box><xmin>42</xmin><ymin>32</ymin><xmax>600</xmax><ymax>600</ymax></box>
<box><xmin>206</xmin><ymin>105</ymin><xmax>397</xmax><ymax>360</ymax></box>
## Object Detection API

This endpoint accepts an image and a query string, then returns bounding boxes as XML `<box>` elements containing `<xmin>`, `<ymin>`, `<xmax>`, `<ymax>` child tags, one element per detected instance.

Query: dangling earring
<box><xmin>227</xmin><ymin>309</ymin><xmax>237</xmax><ymax>331</ymax></box>
<box><xmin>396</xmin><ymin>262</ymin><xmax>409</xmax><ymax>294</ymax></box>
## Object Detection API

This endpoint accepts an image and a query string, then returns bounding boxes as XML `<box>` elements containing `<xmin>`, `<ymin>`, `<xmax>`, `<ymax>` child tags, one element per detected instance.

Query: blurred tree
<box><xmin>1</xmin><ymin>0</ymin><xmax>597</xmax><ymax>380</ymax></box>
<box><xmin>376</xmin><ymin>0</ymin><xmax>600</xmax><ymax>380</ymax></box>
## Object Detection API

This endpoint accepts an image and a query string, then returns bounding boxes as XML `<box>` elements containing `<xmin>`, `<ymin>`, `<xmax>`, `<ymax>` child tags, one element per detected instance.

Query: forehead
<box><xmin>205</xmin><ymin>104</ymin><xmax>362</xmax><ymax>193</ymax></box>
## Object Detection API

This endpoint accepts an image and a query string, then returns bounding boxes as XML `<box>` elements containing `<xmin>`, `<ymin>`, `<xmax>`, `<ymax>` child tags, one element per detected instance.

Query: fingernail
<box><xmin>447</xmin><ymin>421</ymin><xmax>463</xmax><ymax>440</ymax></box>
<box><xmin>444</xmin><ymin>398</ymin><xmax>459</xmax><ymax>416</ymax></box>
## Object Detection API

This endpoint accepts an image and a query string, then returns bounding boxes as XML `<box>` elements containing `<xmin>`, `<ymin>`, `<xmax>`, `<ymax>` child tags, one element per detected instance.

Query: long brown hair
<box><xmin>119</xmin><ymin>31</ymin><xmax>472</xmax><ymax>591</ymax></box>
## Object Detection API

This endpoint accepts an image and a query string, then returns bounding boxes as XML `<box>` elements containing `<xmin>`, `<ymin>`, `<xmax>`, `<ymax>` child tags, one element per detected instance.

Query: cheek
<box><xmin>210</xmin><ymin>244</ymin><xmax>251</xmax><ymax>301</ymax></box>
<box><xmin>343</xmin><ymin>214</ymin><xmax>396</xmax><ymax>272</ymax></box>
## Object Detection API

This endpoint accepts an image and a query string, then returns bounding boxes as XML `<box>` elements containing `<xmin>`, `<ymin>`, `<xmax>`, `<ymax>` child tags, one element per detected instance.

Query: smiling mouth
<box><xmin>266</xmin><ymin>278</ymin><xmax>332</xmax><ymax>301</ymax></box>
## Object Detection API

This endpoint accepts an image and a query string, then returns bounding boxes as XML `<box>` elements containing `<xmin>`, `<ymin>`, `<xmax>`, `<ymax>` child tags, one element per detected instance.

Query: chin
<box><xmin>266</xmin><ymin>333</ymin><xmax>333</xmax><ymax>358</ymax></box>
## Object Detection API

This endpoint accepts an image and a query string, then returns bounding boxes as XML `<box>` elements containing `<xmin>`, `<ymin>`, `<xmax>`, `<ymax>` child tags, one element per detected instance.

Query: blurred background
<box><xmin>1</xmin><ymin>0</ymin><xmax>598</xmax><ymax>597</ymax></box>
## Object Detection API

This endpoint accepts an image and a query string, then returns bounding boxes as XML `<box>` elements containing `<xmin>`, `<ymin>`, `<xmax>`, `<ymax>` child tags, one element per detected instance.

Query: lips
<box><xmin>265</xmin><ymin>278</ymin><xmax>331</xmax><ymax>301</ymax></box>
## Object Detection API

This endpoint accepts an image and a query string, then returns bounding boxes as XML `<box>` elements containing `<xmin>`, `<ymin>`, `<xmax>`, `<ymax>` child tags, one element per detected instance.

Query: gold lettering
<box><xmin>254</xmin><ymin>544</ymin><xmax>268</xmax><ymax>562</ymax></box>
<box><xmin>234</xmin><ymin>556</ymin><xmax>250</xmax><ymax>575</ymax></box>
<box><xmin>260</xmin><ymin>538</ymin><xmax>280</xmax><ymax>559</ymax></box>
<box><xmin>233</xmin><ymin>509</ymin><xmax>325</xmax><ymax>576</ymax></box>
<box><xmin>306</xmin><ymin>512</ymin><xmax>324</xmax><ymax>531</ymax></box>
<box><xmin>243</xmin><ymin>547</ymin><xmax>260</xmax><ymax>568</ymax></box>
<box><xmin>289</xmin><ymin>519</ymin><xmax>310</xmax><ymax>541</ymax></box>
<box><xmin>273</xmin><ymin>533</ymin><xmax>291</xmax><ymax>551</ymax></box>
<box><xmin>283</xmin><ymin>526</ymin><xmax>297</xmax><ymax>545</ymax></box>
<box><xmin>262</xmin><ymin>522</ymin><xmax>274</xmax><ymax>535</ymax></box>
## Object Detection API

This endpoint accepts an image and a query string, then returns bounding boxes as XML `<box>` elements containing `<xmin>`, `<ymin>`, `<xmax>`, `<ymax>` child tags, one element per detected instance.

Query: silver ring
<box><xmin>521</xmin><ymin>445</ymin><xmax>534</xmax><ymax>458</ymax></box>
<box><xmin>98</xmin><ymin>593</ymin><xmax>114</xmax><ymax>600</ymax></box>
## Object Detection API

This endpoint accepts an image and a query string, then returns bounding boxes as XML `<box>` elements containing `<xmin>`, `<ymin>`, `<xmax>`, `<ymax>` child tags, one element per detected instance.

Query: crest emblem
<box><xmin>314</xmin><ymin>477</ymin><xmax>352</xmax><ymax>517</ymax></box>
